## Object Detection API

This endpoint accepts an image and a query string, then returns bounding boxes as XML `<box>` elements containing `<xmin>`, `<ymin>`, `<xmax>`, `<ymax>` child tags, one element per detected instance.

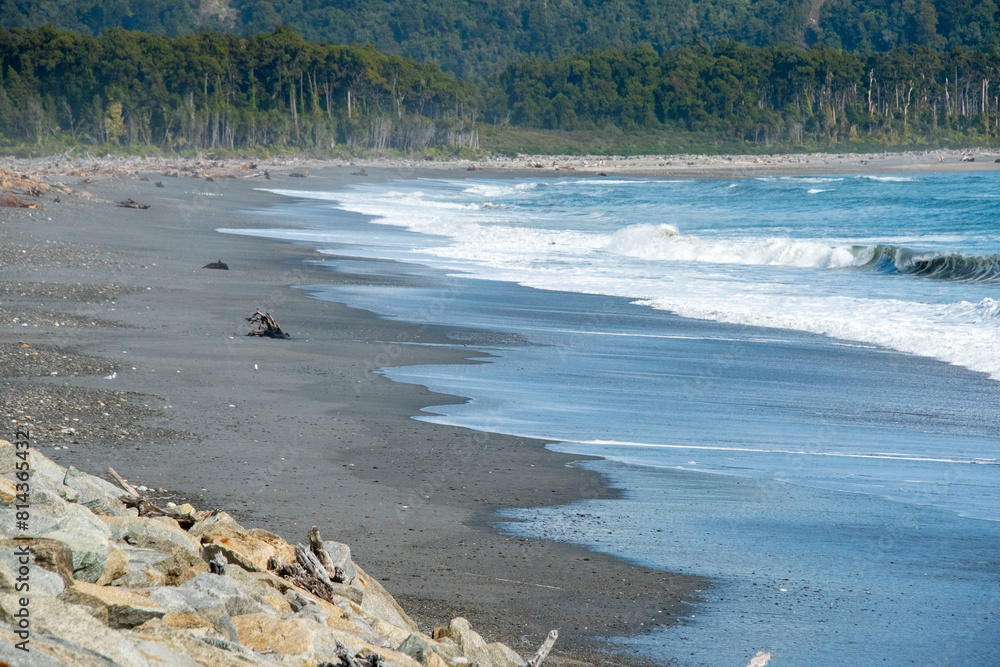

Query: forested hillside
<box><xmin>489</xmin><ymin>41</ymin><xmax>1000</xmax><ymax>146</ymax></box>
<box><xmin>3</xmin><ymin>0</ymin><xmax>989</xmax><ymax>76</ymax></box>
<box><xmin>0</xmin><ymin>26</ymin><xmax>479</xmax><ymax>152</ymax></box>
<box><xmin>3</xmin><ymin>25</ymin><xmax>999</xmax><ymax>155</ymax></box>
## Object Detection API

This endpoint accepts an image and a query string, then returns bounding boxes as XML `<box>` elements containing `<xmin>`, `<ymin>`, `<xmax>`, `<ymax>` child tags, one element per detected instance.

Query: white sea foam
<box><xmin>858</xmin><ymin>175</ymin><xmax>916</xmax><ymax>182</ymax></box>
<box><xmin>257</xmin><ymin>179</ymin><xmax>1000</xmax><ymax>381</ymax></box>
<box><xmin>807</xmin><ymin>188</ymin><xmax>831</xmax><ymax>194</ymax></box>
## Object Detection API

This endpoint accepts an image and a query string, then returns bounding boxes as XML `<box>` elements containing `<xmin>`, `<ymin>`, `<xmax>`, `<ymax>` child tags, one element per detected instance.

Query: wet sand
<box><xmin>0</xmin><ymin>166</ymin><xmax>704</xmax><ymax>666</ymax></box>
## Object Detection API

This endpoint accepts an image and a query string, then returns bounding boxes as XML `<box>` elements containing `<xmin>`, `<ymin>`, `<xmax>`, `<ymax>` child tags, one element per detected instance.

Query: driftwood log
<box><xmin>528</xmin><ymin>630</ymin><xmax>558</xmax><ymax>667</ymax></box>
<box><xmin>316</xmin><ymin>644</ymin><xmax>381</xmax><ymax>667</ymax></box>
<box><xmin>117</xmin><ymin>198</ymin><xmax>150</xmax><ymax>209</ymax></box>
<box><xmin>120</xmin><ymin>496</ymin><xmax>197</xmax><ymax>530</ymax></box>
<box><xmin>108</xmin><ymin>467</ymin><xmax>140</xmax><ymax>497</ymax></box>
<box><xmin>268</xmin><ymin>555</ymin><xmax>338</xmax><ymax>604</ymax></box>
<box><xmin>246</xmin><ymin>309</ymin><xmax>290</xmax><ymax>339</ymax></box>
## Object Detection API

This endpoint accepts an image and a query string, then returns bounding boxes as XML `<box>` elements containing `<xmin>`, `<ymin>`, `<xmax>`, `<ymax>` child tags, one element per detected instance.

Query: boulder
<box><xmin>188</xmin><ymin>510</ymin><xmax>239</xmax><ymax>538</ymax></box>
<box><xmin>246</xmin><ymin>527</ymin><xmax>296</xmax><ymax>563</ymax></box>
<box><xmin>435</xmin><ymin>617</ymin><xmax>527</xmax><ymax>667</ymax></box>
<box><xmin>64</xmin><ymin>466</ymin><xmax>130</xmax><ymax>516</ymax></box>
<box><xmin>0</xmin><ymin>441</ymin><xmax>69</xmax><ymax>498</ymax></box>
<box><xmin>200</xmin><ymin>524</ymin><xmax>275</xmax><ymax>573</ymax></box>
<box><xmin>0</xmin><ymin>536</ymin><xmax>73</xmax><ymax>586</ymax></box>
<box><xmin>131</xmin><ymin>621</ymin><xmax>264</xmax><ymax>666</ymax></box>
<box><xmin>0</xmin><ymin>477</ymin><xmax>17</xmax><ymax>505</ymax></box>
<box><xmin>0</xmin><ymin>490</ymin><xmax>112</xmax><ymax>582</ymax></box>
<box><xmin>231</xmin><ymin>613</ymin><xmax>407</xmax><ymax>664</ymax></box>
<box><xmin>103</xmin><ymin>515</ymin><xmax>202</xmax><ymax>560</ymax></box>
<box><xmin>323</xmin><ymin>539</ymin><xmax>358</xmax><ymax>583</ymax></box>
<box><xmin>0</xmin><ymin>540</ymin><xmax>66</xmax><ymax>596</ymax></box>
<box><xmin>61</xmin><ymin>580</ymin><xmax>166</xmax><ymax>628</ymax></box>
<box><xmin>97</xmin><ymin>540</ymin><xmax>129</xmax><ymax>585</ymax></box>
<box><xmin>398</xmin><ymin>633</ymin><xmax>436</xmax><ymax>664</ymax></box>
<box><xmin>0</xmin><ymin>623</ymin><xmax>110</xmax><ymax>666</ymax></box>
<box><xmin>354</xmin><ymin>563</ymin><xmax>419</xmax><ymax>633</ymax></box>
<box><xmin>0</xmin><ymin>592</ymin><xmax>150</xmax><ymax>666</ymax></box>
<box><xmin>226</xmin><ymin>565</ymin><xmax>292</xmax><ymax>615</ymax></box>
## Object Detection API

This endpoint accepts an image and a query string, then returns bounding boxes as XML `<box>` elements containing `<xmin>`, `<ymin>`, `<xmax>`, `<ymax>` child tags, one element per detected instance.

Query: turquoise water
<box><xmin>229</xmin><ymin>172</ymin><xmax>1000</xmax><ymax>665</ymax></box>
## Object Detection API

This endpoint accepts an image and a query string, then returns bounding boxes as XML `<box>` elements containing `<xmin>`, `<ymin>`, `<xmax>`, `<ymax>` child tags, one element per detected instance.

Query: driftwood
<box><xmin>203</xmin><ymin>259</ymin><xmax>229</xmax><ymax>270</ymax></box>
<box><xmin>316</xmin><ymin>644</ymin><xmax>381</xmax><ymax>667</ymax></box>
<box><xmin>117</xmin><ymin>198</ymin><xmax>150</xmax><ymax>209</ymax></box>
<box><xmin>108</xmin><ymin>467</ymin><xmax>140</xmax><ymax>497</ymax></box>
<box><xmin>246</xmin><ymin>309</ymin><xmax>290</xmax><ymax>339</ymax></box>
<box><xmin>335</xmin><ymin>642</ymin><xmax>363</xmax><ymax>667</ymax></box>
<box><xmin>289</xmin><ymin>170</ymin><xmax>309</xmax><ymax>178</ymax></box>
<box><xmin>209</xmin><ymin>551</ymin><xmax>228</xmax><ymax>575</ymax></box>
<box><xmin>269</xmin><ymin>555</ymin><xmax>337</xmax><ymax>604</ymax></box>
<box><xmin>308</xmin><ymin>526</ymin><xmax>346</xmax><ymax>582</ymax></box>
<box><xmin>0</xmin><ymin>192</ymin><xmax>38</xmax><ymax>209</ymax></box>
<box><xmin>296</xmin><ymin>543</ymin><xmax>336</xmax><ymax>590</ymax></box>
<box><xmin>308</xmin><ymin>527</ymin><xmax>337</xmax><ymax>576</ymax></box>
<box><xmin>139</xmin><ymin>176</ymin><xmax>150</xmax><ymax>182</ymax></box>
<box><xmin>120</xmin><ymin>496</ymin><xmax>197</xmax><ymax>530</ymax></box>
<box><xmin>527</xmin><ymin>630</ymin><xmax>558</xmax><ymax>667</ymax></box>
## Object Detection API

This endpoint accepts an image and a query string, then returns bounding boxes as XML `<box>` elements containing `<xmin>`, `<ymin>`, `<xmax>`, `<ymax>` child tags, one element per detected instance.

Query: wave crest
<box><xmin>853</xmin><ymin>245</ymin><xmax>1000</xmax><ymax>282</ymax></box>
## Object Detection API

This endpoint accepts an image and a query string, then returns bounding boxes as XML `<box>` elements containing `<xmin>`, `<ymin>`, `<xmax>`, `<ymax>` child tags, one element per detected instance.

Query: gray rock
<box><xmin>398</xmin><ymin>633</ymin><xmax>435</xmax><ymax>663</ymax></box>
<box><xmin>130</xmin><ymin>640</ymin><xmax>201</xmax><ymax>667</ymax></box>
<box><xmin>188</xmin><ymin>510</ymin><xmax>238</xmax><ymax>538</ymax></box>
<box><xmin>148</xmin><ymin>581</ymin><xmax>239</xmax><ymax>642</ymax></box>
<box><xmin>284</xmin><ymin>588</ymin><xmax>315</xmax><ymax>612</ymax></box>
<box><xmin>149</xmin><ymin>584</ymin><xmax>225</xmax><ymax>614</ymax></box>
<box><xmin>112</xmin><ymin>545</ymin><xmax>170</xmax><ymax>588</ymax></box>
<box><xmin>293</xmin><ymin>603</ymin><xmax>330</xmax><ymax>626</ymax></box>
<box><xmin>106</xmin><ymin>516</ymin><xmax>201</xmax><ymax>560</ymax></box>
<box><xmin>0</xmin><ymin>490</ymin><xmax>111</xmax><ymax>583</ymax></box>
<box><xmin>63</xmin><ymin>467</ymin><xmax>130</xmax><ymax>517</ymax></box>
<box><xmin>0</xmin><ymin>592</ymin><xmax>150</xmax><ymax>666</ymax></box>
<box><xmin>0</xmin><ymin>447</ymin><xmax>68</xmax><ymax>501</ymax></box>
<box><xmin>0</xmin><ymin>633</ymin><xmax>81</xmax><ymax>666</ymax></box>
<box><xmin>0</xmin><ymin>548</ymin><xmax>64</xmax><ymax>596</ymax></box>
<box><xmin>323</xmin><ymin>540</ymin><xmax>358</xmax><ymax>583</ymax></box>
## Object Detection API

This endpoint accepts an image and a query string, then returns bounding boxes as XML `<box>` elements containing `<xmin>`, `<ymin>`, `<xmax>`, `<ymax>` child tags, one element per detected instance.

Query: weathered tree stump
<box><xmin>246</xmin><ymin>309</ymin><xmax>290</xmax><ymax>339</ymax></box>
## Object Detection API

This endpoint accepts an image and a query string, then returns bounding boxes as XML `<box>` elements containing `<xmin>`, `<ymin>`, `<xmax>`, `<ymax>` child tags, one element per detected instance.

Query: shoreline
<box><xmin>0</xmin><ymin>163</ymin><xmax>706</xmax><ymax>665</ymax></box>
<box><xmin>2</xmin><ymin>145</ymin><xmax>1000</xmax><ymax>185</ymax></box>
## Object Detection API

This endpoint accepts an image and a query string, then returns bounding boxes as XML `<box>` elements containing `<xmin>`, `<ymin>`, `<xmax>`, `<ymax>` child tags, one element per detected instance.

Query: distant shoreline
<box><xmin>2</xmin><ymin>146</ymin><xmax>1000</xmax><ymax>187</ymax></box>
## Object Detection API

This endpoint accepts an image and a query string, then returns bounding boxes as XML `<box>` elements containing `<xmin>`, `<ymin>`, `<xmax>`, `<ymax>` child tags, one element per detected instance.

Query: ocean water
<box><xmin>227</xmin><ymin>173</ymin><xmax>1000</xmax><ymax>666</ymax></box>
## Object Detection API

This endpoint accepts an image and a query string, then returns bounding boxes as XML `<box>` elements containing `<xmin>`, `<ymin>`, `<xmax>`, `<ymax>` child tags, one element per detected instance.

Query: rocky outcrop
<box><xmin>0</xmin><ymin>441</ymin><xmax>537</xmax><ymax>666</ymax></box>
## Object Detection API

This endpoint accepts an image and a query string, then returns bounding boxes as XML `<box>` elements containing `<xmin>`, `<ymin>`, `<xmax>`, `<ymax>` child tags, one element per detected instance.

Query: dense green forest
<box><xmin>2</xmin><ymin>25</ymin><xmax>1000</xmax><ymax>154</ymax></box>
<box><xmin>0</xmin><ymin>26</ymin><xmax>479</xmax><ymax>153</ymax></box>
<box><xmin>491</xmin><ymin>41</ymin><xmax>1000</xmax><ymax>146</ymax></box>
<box><xmin>4</xmin><ymin>0</ymin><xmax>998</xmax><ymax>77</ymax></box>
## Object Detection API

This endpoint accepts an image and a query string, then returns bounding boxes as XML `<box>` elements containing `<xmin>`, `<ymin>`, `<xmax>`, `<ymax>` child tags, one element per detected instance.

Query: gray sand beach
<box><xmin>2</xmin><ymin>149</ymin><xmax>998</xmax><ymax>664</ymax></box>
